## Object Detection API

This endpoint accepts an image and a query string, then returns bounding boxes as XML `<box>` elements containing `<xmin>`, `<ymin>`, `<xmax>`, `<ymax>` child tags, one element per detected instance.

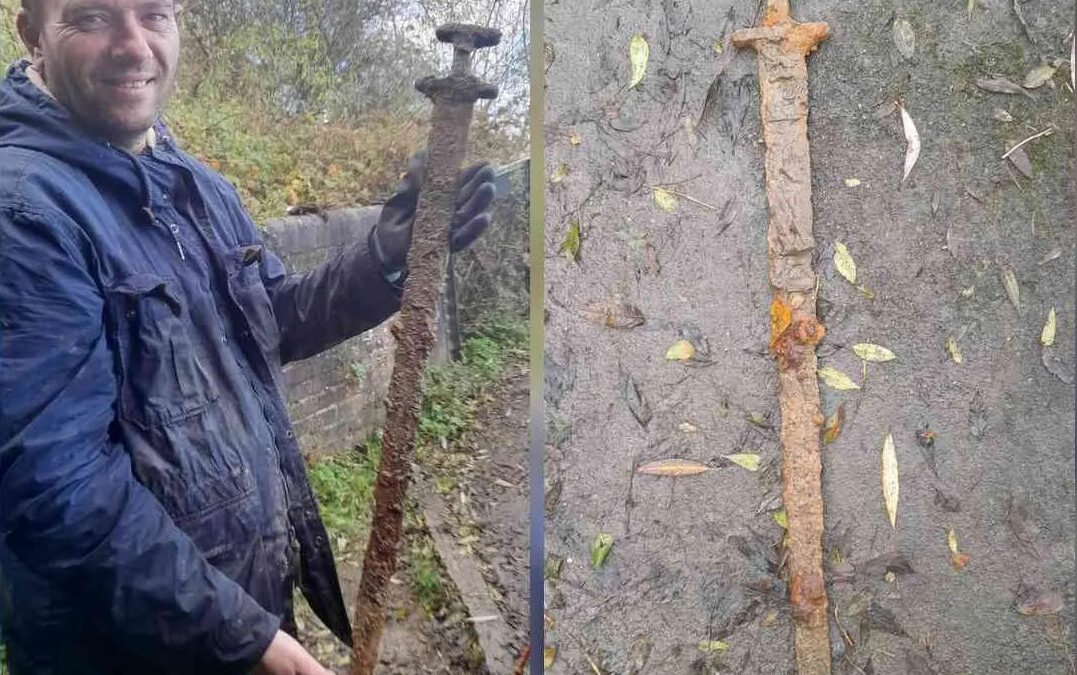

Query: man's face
<box><xmin>17</xmin><ymin>0</ymin><xmax>180</xmax><ymax>145</ymax></box>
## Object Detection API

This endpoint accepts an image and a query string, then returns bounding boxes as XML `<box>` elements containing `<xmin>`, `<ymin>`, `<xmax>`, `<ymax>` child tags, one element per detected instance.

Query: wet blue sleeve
<box><xmin>0</xmin><ymin>207</ymin><xmax>279</xmax><ymax>673</ymax></box>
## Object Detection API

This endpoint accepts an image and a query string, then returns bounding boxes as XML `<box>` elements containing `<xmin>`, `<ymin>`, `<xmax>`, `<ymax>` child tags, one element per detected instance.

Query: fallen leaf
<box><xmin>823</xmin><ymin>404</ymin><xmax>846</xmax><ymax>445</ymax></box>
<box><xmin>591</xmin><ymin>532</ymin><xmax>614</xmax><ymax>568</ymax></box>
<box><xmin>853</xmin><ymin>343</ymin><xmax>897</xmax><ymax>362</ymax></box>
<box><xmin>961</xmin><ymin>285</ymin><xmax>975</xmax><ymax>298</ymax></box>
<box><xmin>1042</xmin><ymin>347</ymin><xmax>1075</xmax><ymax>384</ymax></box>
<box><xmin>882</xmin><ymin>431</ymin><xmax>899</xmax><ymax>528</ymax></box>
<box><xmin>967</xmin><ymin>0</ymin><xmax>975</xmax><ymax>17</ymax></box>
<box><xmin>1039</xmin><ymin>247</ymin><xmax>1062</xmax><ymax>264</ymax></box>
<box><xmin>1000</xmin><ymin>266</ymin><xmax>1021</xmax><ymax>311</ymax></box>
<box><xmin>947</xmin><ymin>528</ymin><xmax>970</xmax><ymax>569</ymax></box>
<box><xmin>834</xmin><ymin>241</ymin><xmax>857</xmax><ymax>283</ymax></box>
<box><xmin>550</xmin><ymin>163</ymin><xmax>569</xmax><ymax>184</ymax></box>
<box><xmin>569</xmin><ymin>131</ymin><xmax>583</xmax><ymax>146</ymax></box>
<box><xmin>818</xmin><ymin>366</ymin><xmax>861</xmax><ymax>390</ymax></box>
<box><xmin>679</xmin><ymin>422</ymin><xmax>699</xmax><ymax>433</ymax></box>
<box><xmin>899</xmin><ymin>104</ymin><xmax>920</xmax><ymax>182</ymax></box>
<box><xmin>712</xmin><ymin>39</ymin><xmax>723</xmax><ymax>54</ymax></box>
<box><xmin>637</xmin><ymin>458</ymin><xmax>712</xmax><ymax>476</ymax></box>
<box><xmin>560</xmin><ymin>221</ymin><xmax>581</xmax><ymax>261</ymax></box>
<box><xmin>581</xmin><ymin>298</ymin><xmax>645</xmax><ymax>329</ymax></box>
<box><xmin>976</xmin><ymin>76</ymin><xmax>1035</xmax><ymax>99</ymax></box>
<box><xmin>770</xmin><ymin>295</ymin><xmax>793</xmax><ymax>350</ymax></box>
<box><xmin>892</xmin><ymin>19</ymin><xmax>915</xmax><ymax>60</ymax></box>
<box><xmin>992</xmin><ymin>107</ymin><xmax>1014</xmax><ymax>122</ymax></box>
<box><xmin>946</xmin><ymin>337</ymin><xmax>963</xmax><ymax>364</ymax></box>
<box><xmin>1022</xmin><ymin>64</ymin><xmax>1057</xmax><ymax>89</ymax></box>
<box><xmin>724</xmin><ymin>453</ymin><xmax>762</xmax><ymax>472</ymax></box>
<box><xmin>621</xmin><ymin>372</ymin><xmax>652</xmax><ymax>428</ymax></box>
<box><xmin>1041</xmin><ymin>308</ymin><xmax>1057</xmax><ymax>346</ymax></box>
<box><xmin>545</xmin><ymin>555</ymin><xmax>564</xmax><ymax>579</ymax></box>
<box><xmin>969</xmin><ymin>390</ymin><xmax>987</xmax><ymax>439</ymax></box>
<box><xmin>1007</xmin><ymin>145</ymin><xmax>1033</xmax><ymax>178</ymax></box>
<box><xmin>629</xmin><ymin>34</ymin><xmax>649</xmax><ymax>89</ymax></box>
<box><xmin>861</xmin><ymin>551</ymin><xmax>914</xmax><ymax>578</ymax></box>
<box><xmin>844</xmin><ymin>178</ymin><xmax>862</xmax><ymax>187</ymax></box>
<box><xmin>544</xmin><ymin>646</ymin><xmax>557</xmax><ymax>668</ymax></box>
<box><xmin>653</xmin><ymin>187</ymin><xmax>679</xmax><ymax>212</ymax></box>
<box><xmin>931</xmin><ymin>190</ymin><xmax>941</xmax><ymax>216</ymax></box>
<box><xmin>698</xmin><ymin>640</ymin><xmax>730</xmax><ymax>653</ymax></box>
<box><xmin>772</xmin><ymin>510</ymin><xmax>789</xmax><ymax>529</ymax></box>
<box><xmin>1015</xmin><ymin>586</ymin><xmax>1064</xmax><ymax>616</ymax></box>
<box><xmin>745</xmin><ymin>412</ymin><xmax>772</xmax><ymax>429</ymax></box>
<box><xmin>884</xmin><ymin>571</ymin><xmax>896</xmax><ymax>583</ymax></box>
<box><xmin>666</xmin><ymin>339</ymin><xmax>696</xmax><ymax>361</ymax></box>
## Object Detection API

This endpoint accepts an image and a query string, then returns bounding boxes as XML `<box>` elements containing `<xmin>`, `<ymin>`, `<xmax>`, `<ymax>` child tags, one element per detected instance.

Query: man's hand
<box><xmin>251</xmin><ymin>630</ymin><xmax>334</xmax><ymax>675</ymax></box>
<box><xmin>369</xmin><ymin>150</ymin><xmax>497</xmax><ymax>276</ymax></box>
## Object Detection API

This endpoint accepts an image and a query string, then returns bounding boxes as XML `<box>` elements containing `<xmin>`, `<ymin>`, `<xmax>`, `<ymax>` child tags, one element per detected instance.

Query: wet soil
<box><xmin>543</xmin><ymin>0</ymin><xmax>1074</xmax><ymax>673</ymax></box>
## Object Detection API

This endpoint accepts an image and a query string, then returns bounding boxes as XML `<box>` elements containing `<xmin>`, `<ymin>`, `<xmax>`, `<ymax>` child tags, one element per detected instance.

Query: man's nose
<box><xmin>109</xmin><ymin>13</ymin><xmax>153</xmax><ymax>65</ymax></box>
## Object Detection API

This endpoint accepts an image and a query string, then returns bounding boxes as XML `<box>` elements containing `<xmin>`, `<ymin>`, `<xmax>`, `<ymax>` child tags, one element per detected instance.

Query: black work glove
<box><xmin>369</xmin><ymin>150</ymin><xmax>497</xmax><ymax>281</ymax></box>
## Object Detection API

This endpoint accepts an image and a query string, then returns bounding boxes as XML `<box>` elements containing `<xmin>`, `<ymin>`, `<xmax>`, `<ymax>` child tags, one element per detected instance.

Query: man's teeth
<box><xmin>112</xmin><ymin>80</ymin><xmax>151</xmax><ymax>88</ymax></box>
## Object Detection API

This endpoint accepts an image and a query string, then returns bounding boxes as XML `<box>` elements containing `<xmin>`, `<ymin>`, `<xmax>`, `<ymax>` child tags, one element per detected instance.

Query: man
<box><xmin>0</xmin><ymin>1</ymin><xmax>496</xmax><ymax>673</ymax></box>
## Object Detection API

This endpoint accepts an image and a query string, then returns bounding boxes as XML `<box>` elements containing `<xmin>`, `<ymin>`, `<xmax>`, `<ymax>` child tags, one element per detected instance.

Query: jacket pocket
<box><xmin>105</xmin><ymin>273</ymin><xmax>252</xmax><ymax>520</ymax></box>
<box><xmin>106</xmin><ymin>273</ymin><xmax>218</xmax><ymax>427</ymax></box>
<box><xmin>227</xmin><ymin>245</ymin><xmax>282</xmax><ymax>371</ymax></box>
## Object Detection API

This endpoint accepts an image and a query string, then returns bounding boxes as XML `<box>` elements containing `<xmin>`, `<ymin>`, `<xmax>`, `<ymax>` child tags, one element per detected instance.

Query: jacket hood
<box><xmin>1</xmin><ymin>59</ymin><xmax>170</xmax><ymax>217</ymax></box>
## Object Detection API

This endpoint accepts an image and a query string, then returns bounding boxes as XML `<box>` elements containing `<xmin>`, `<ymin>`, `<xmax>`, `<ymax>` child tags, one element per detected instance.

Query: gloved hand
<box><xmin>369</xmin><ymin>150</ymin><xmax>497</xmax><ymax>278</ymax></box>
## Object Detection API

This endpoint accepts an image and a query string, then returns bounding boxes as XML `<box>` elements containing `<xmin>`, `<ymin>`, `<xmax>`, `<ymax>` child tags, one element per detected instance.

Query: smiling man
<box><xmin>0</xmin><ymin>1</ymin><xmax>496</xmax><ymax>674</ymax></box>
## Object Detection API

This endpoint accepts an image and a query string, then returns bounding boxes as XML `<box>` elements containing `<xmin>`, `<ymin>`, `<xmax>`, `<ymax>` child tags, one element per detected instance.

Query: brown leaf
<box><xmin>823</xmin><ymin>404</ymin><xmax>846</xmax><ymax>445</ymax></box>
<box><xmin>975</xmin><ymin>76</ymin><xmax>1035</xmax><ymax>99</ymax></box>
<box><xmin>1015</xmin><ymin>586</ymin><xmax>1064</xmax><ymax>616</ymax></box>
<box><xmin>860</xmin><ymin>551</ymin><xmax>914</xmax><ymax>578</ymax></box>
<box><xmin>581</xmin><ymin>298</ymin><xmax>645</xmax><ymax>329</ymax></box>
<box><xmin>1042</xmin><ymin>347</ymin><xmax>1075</xmax><ymax>384</ymax></box>
<box><xmin>1007</xmin><ymin>146</ymin><xmax>1033</xmax><ymax>178</ymax></box>
<box><xmin>637</xmin><ymin>458</ymin><xmax>712</xmax><ymax>476</ymax></box>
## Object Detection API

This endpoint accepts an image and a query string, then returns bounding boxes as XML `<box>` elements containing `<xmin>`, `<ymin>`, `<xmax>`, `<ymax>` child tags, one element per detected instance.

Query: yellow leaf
<box><xmin>550</xmin><ymin>163</ymin><xmax>569</xmax><ymax>185</ymax></box>
<box><xmin>581</xmin><ymin>298</ymin><xmax>645</xmax><ymax>329</ymax></box>
<box><xmin>629</xmin><ymin>34</ymin><xmax>649</xmax><ymax>88</ymax></box>
<box><xmin>544</xmin><ymin>646</ymin><xmax>557</xmax><ymax>668</ymax></box>
<box><xmin>947</xmin><ymin>528</ymin><xmax>970</xmax><ymax>570</ymax></box>
<box><xmin>818</xmin><ymin>366</ymin><xmax>861</xmax><ymax>390</ymax></box>
<box><xmin>899</xmin><ymin>104</ymin><xmax>920</xmax><ymax>182</ymax></box>
<box><xmin>678</xmin><ymin>422</ymin><xmax>699</xmax><ymax>433</ymax></box>
<box><xmin>947</xmin><ymin>337</ymin><xmax>963</xmax><ymax>364</ymax></box>
<box><xmin>844</xmin><ymin>178</ymin><xmax>861</xmax><ymax>187</ymax></box>
<box><xmin>724</xmin><ymin>453</ymin><xmax>761</xmax><ymax>472</ymax></box>
<box><xmin>1041</xmin><ymin>308</ymin><xmax>1056</xmax><ymax>346</ymax></box>
<box><xmin>882</xmin><ymin>431</ymin><xmax>899</xmax><ymax>528</ymax></box>
<box><xmin>967</xmin><ymin>0</ymin><xmax>975</xmax><ymax>17</ymax></box>
<box><xmin>653</xmin><ymin>187</ymin><xmax>679</xmax><ymax>212</ymax></box>
<box><xmin>637</xmin><ymin>458</ymin><xmax>711</xmax><ymax>476</ymax></box>
<box><xmin>591</xmin><ymin>532</ymin><xmax>614</xmax><ymax>568</ymax></box>
<box><xmin>712</xmin><ymin>39</ymin><xmax>723</xmax><ymax>54</ymax></box>
<box><xmin>772</xmin><ymin>510</ymin><xmax>789</xmax><ymax>529</ymax></box>
<box><xmin>853</xmin><ymin>343</ymin><xmax>896</xmax><ymax>362</ymax></box>
<box><xmin>834</xmin><ymin>241</ymin><xmax>857</xmax><ymax>283</ymax></box>
<box><xmin>666</xmin><ymin>339</ymin><xmax>695</xmax><ymax>361</ymax></box>
<box><xmin>560</xmin><ymin>221</ymin><xmax>581</xmax><ymax>262</ymax></box>
<box><xmin>698</xmin><ymin>640</ymin><xmax>730</xmax><ymax>653</ymax></box>
<box><xmin>769</xmin><ymin>295</ymin><xmax>793</xmax><ymax>350</ymax></box>
<box><xmin>1023</xmin><ymin>64</ymin><xmax>1057</xmax><ymax>89</ymax></box>
<box><xmin>1001</xmin><ymin>267</ymin><xmax>1020</xmax><ymax>311</ymax></box>
<box><xmin>569</xmin><ymin>131</ymin><xmax>583</xmax><ymax>146</ymax></box>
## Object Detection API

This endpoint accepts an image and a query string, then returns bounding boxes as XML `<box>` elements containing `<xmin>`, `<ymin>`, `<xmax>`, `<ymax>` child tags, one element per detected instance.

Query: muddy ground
<box><xmin>543</xmin><ymin>0</ymin><xmax>1075</xmax><ymax>673</ymax></box>
<box><xmin>296</xmin><ymin>365</ymin><xmax>530</xmax><ymax>673</ymax></box>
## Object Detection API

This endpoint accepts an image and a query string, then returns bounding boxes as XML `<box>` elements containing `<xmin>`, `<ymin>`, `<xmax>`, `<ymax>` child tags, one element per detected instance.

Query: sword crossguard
<box><xmin>731</xmin><ymin>0</ymin><xmax>828</xmax><ymax>56</ymax></box>
<box><xmin>415</xmin><ymin>23</ymin><xmax>501</xmax><ymax>104</ymax></box>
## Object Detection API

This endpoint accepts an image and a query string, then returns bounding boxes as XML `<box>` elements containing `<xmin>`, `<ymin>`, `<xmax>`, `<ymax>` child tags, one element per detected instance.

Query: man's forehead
<box><xmin>43</xmin><ymin>0</ymin><xmax>177</xmax><ymax>13</ymax></box>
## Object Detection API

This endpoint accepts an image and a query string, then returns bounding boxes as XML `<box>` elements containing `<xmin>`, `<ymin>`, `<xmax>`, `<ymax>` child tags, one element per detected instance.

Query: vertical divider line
<box><xmin>527</xmin><ymin>0</ymin><xmax>546</xmax><ymax>671</ymax></box>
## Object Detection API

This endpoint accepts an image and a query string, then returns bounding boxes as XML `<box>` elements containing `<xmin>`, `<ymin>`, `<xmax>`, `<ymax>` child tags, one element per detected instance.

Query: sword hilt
<box><xmin>415</xmin><ymin>23</ymin><xmax>501</xmax><ymax>103</ymax></box>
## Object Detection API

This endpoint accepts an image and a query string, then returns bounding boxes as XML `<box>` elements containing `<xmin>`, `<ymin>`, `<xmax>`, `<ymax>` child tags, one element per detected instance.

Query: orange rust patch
<box><xmin>789</xmin><ymin>572</ymin><xmax>827</xmax><ymax>622</ymax></box>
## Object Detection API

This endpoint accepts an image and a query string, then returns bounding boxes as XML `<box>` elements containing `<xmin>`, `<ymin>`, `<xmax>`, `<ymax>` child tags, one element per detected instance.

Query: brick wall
<box><xmin>262</xmin><ymin>158</ymin><xmax>529</xmax><ymax>456</ymax></box>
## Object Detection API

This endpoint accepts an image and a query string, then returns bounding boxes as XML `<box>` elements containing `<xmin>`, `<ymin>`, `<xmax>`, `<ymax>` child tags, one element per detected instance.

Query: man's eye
<box><xmin>74</xmin><ymin>14</ymin><xmax>109</xmax><ymax>28</ymax></box>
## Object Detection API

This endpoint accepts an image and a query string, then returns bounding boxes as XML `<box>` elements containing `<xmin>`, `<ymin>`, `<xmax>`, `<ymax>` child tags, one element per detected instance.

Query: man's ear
<box><xmin>16</xmin><ymin>10</ymin><xmax>44</xmax><ymax>67</ymax></box>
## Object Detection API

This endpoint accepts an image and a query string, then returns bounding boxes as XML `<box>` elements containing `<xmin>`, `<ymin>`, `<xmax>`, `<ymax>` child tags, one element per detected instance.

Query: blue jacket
<box><xmin>0</xmin><ymin>59</ymin><xmax>401</xmax><ymax>673</ymax></box>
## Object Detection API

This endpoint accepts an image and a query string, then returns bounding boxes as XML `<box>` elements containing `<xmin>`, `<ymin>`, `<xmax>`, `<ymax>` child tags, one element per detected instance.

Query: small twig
<box><xmin>647</xmin><ymin>185</ymin><xmax>723</xmax><ymax>211</ymax></box>
<box><xmin>1001</xmin><ymin>127</ymin><xmax>1054</xmax><ymax>159</ymax></box>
